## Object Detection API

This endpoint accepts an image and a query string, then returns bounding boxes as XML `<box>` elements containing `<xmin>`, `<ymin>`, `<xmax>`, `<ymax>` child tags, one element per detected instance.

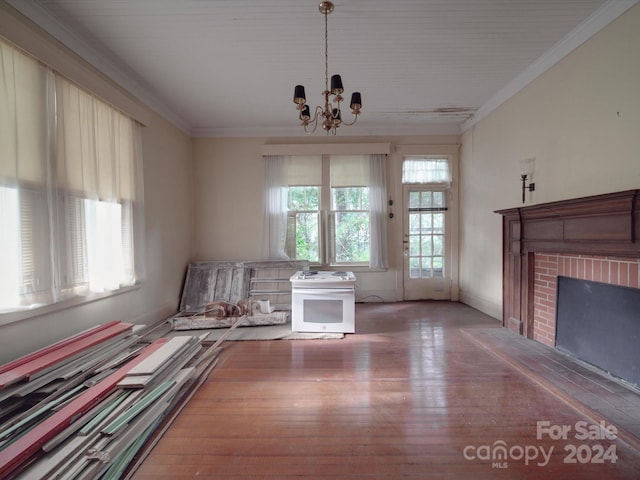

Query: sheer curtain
<box><xmin>368</xmin><ymin>154</ymin><xmax>388</xmax><ymax>269</ymax></box>
<box><xmin>0</xmin><ymin>38</ymin><xmax>145</xmax><ymax>313</ymax></box>
<box><xmin>0</xmin><ymin>40</ymin><xmax>54</xmax><ymax>309</ymax></box>
<box><xmin>56</xmin><ymin>78</ymin><xmax>145</xmax><ymax>293</ymax></box>
<box><xmin>402</xmin><ymin>157</ymin><xmax>451</xmax><ymax>185</ymax></box>
<box><xmin>261</xmin><ymin>155</ymin><xmax>290</xmax><ymax>260</ymax></box>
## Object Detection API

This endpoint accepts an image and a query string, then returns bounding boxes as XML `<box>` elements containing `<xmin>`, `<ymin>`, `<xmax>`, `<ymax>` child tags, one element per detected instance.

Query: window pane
<box><xmin>422</xmin><ymin>236</ymin><xmax>432</xmax><ymax>256</ymax></box>
<box><xmin>433</xmin><ymin>257</ymin><xmax>444</xmax><ymax>278</ymax></box>
<box><xmin>433</xmin><ymin>213</ymin><xmax>444</xmax><ymax>233</ymax></box>
<box><xmin>433</xmin><ymin>235</ymin><xmax>443</xmax><ymax>256</ymax></box>
<box><xmin>409</xmin><ymin>257</ymin><xmax>420</xmax><ymax>279</ymax></box>
<box><xmin>288</xmin><ymin>186</ymin><xmax>319</xmax><ymax>210</ymax></box>
<box><xmin>421</xmin><ymin>213</ymin><xmax>432</xmax><ymax>233</ymax></box>
<box><xmin>295</xmin><ymin>212</ymin><xmax>319</xmax><ymax>263</ymax></box>
<box><xmin>409</xmin><ymin>235</ymin><xmax>420</xmax><ymax>256</ymax></box>
<box><xmin>422</xmin><ymin>257</ymin><xmax>432</xmax><ymax>277</ymax></box>
<box><xmin>0</xmin><ymin>187</ymin><xmax>21</xmax><ymax>310</ymax></box>
<box><xmin>332</xmin><ymin>187</ymin><xmax>369</xmax><ymax>210</ymax></box>
<box><xmin>409</xmin><ymin>191</ymin><xmax>420</xmax><ymax>209</ymax></box>
<box><xmin>409</xmin><ymin>213</ymin><xmax>420</xmax><ymax>234</ymax></box>
<box><xmin>420</xmin><ymin>192</ymin><xmax>433</xmax><ymax>208</ymax></box>
<box><xmin>334</xmin><ymin>212</ymin><xmax>369</xmax><ymax>263</ymax></box>
<box><xmin>433</xmin><ymin>191</ymin><xmax>445</xmax><ymax>208</ymax></box>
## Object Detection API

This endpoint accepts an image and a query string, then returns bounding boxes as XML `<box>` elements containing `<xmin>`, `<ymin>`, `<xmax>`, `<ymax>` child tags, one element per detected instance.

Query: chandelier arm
<box><xmin>303</xmin><ymin>122</ymin><xmax>318</xmax><ymax>134</ymax></box>
<box><xmin>341</xmin><ymin>113</ymin><xmax>360</xmax><ymax>127</ymax></box>
<box><xmin>302</xmin><ymin>106</ymin><xmax>325</xmax><ymax>134</ymax></box>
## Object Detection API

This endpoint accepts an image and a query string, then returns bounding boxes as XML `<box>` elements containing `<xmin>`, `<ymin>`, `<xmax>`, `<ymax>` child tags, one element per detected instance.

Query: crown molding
<box><xmin>191</xmin><ymin>122</ymin><xmax>463</xmax><ymax>139</ymax></box>
<box><xmin>462</xmin><ymin>0</ymin><xmax>639</xmax><ymax>132</ymax></box>
<box><xmin>5</xmin><ymin>0</ymin><xmax>192</xmax><ymax>134</ymax></box>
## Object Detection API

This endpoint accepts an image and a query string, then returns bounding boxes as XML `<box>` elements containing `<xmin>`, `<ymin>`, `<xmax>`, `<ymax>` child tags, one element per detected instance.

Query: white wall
<box><xmin>459</xmin><ymin>3</ymin><xmax>640</xmax><ymax>319</ymax></box>
<box><xmin>0</xmin><ymin>5</ymin><xmax>195</xmax><ymax>363</ymax></box>
<box><xmin>192</xmin><ymin>135</ymin><xmax>460</xmax><ymax>303</ymax></box>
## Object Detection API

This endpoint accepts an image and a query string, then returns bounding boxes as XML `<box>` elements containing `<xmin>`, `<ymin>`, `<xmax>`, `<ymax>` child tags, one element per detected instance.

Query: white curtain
<box><xmin>261</xmin><ymin>155</ymin><xmax>290</xmax><ymax>260</ymax></box>
<box><xmin>368</xmin><ymin>154</ymin><xmax>388</xmax><ymax>269</ymax></box>
<box><xmin>56</xmin><ymin>78</ymin><xmax>145</xmax><ymax>292</ymax></box>
<box><xmin>0</xmin><ymin>38</ymin><xmax>145</xmax><ymax>312</ymax></box>
<box><xmin>402</xmin><ymin>157</ymin><xmax>451</xmax><ymax>185</ymax></box>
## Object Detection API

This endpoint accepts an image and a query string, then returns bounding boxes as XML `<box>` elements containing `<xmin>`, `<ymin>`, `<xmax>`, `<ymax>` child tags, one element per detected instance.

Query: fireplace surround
<box><xmin>496</xmin><ymin>189</ymin><xmax>640</xmax><ymax>343</ymax></box>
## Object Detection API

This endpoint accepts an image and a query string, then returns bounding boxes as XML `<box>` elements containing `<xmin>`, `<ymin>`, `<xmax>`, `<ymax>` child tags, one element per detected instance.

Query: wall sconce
<box><xmin>519</xmin><ymin>157</ymin><xmax>536</xmax><ymax>204</ymax></box>
<box><xmin>521</xmin><ymin>174</ymin><xmax>535</xmax><ymax>203</ymax></box>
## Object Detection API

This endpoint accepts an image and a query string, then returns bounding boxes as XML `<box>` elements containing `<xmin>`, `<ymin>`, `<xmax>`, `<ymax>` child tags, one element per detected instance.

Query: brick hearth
<box><xmin>533</xmin><ymin>254</ymin><xmax>640</xmax><ymax>346</ymax></box>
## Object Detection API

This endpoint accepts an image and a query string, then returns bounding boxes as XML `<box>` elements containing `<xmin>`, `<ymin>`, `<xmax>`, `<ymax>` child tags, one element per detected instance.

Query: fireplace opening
<box><xmin>556</xmin><ymin>276</ymin><xmax>640</xmax><ymax>388</ymax></box>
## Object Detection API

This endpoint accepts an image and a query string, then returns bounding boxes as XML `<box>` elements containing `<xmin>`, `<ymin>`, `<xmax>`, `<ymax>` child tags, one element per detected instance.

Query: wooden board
<box><xmin>169</xmin><ymin>311</ymin><xmax>289</xmax><ymax>331</ymax></box>
<box><xmin>0</xmin><ymin>321</ymin><xmax>124</xmax><ymax>375</ymax></box>
<box><xmin>177</xmin><ymin>260</ymin><xmax>308</xmax><ymax>314</ymax></box>
<box><xmin>125</xmin><ymin>336</ymin><xmax>196</xmax><ymax>377</ymax></box>
<box><xmin>0</xmin><ymin>338</ymin><xmax>168</xmax><ymax>479</ymax></box>
<box><xmin>178</xmin><ymin>262</ymin><xmax>249</xmax><ymax>312</ymax></box>
<box><xmin>0</xmin><ymin>322</ymin><xmax>133</xmax><ymax>389</ymax></box>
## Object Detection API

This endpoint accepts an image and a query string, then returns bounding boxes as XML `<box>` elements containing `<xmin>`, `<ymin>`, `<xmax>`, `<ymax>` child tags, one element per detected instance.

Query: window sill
<box><xmin>0</xmin><ymin>284</ymin><xmax>141</xmax><ymax>327</ymax></box>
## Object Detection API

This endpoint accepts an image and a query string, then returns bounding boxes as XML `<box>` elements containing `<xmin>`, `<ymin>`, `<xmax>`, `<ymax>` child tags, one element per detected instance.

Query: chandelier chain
<box><xmin>324</xmin><ymin>8</ymin><xmax>329</xmax><ymax>95</ymax></box>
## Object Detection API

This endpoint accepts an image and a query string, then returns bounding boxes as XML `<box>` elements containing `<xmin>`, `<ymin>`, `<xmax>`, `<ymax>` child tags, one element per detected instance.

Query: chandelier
<box><xmin>293</xmin><ymin>1</ymin><xmax>362</xmax><ymax>135</ymax></box>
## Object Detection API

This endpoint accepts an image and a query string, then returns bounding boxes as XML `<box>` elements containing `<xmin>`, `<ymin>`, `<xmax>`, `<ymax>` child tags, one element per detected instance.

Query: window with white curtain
<box><xmin>262</xmin><ymin>154</ymin><xmax>388</xmax><ymax>269</ymax></box>
<box><xmin>0</xmin><ymin>37</ymin><xmax>145</xmax><ymax>315</ymax></box>
<box><xmin>402</xmin><ymin>157</ymin><xmax>451</xmax><ymax>185</ymax></box>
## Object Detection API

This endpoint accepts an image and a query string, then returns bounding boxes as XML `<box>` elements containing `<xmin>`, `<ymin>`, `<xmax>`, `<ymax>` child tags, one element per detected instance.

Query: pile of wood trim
<box><xmin>0</xmin><ymin>320</ymin><xmax>223</xmax><ymax>479</ymax></box>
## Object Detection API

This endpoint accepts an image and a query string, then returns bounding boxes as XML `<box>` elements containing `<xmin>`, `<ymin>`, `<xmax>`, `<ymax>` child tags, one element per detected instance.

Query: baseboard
<box><xmin>459</xmin><ymin>289</ymin><xmax>502</xmax><ymax>321</ymax></box>
<box><xmin>130</xmin><ymin>301</ymin><xmax>178</xmax><ymax>327</ymax></box>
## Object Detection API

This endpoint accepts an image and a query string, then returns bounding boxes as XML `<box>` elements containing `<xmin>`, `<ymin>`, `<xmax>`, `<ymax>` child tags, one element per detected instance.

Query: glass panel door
<box><xmin>403</xmin><ymin>186</ymin><xmax>451</xmax><ymax>300</ymax></box>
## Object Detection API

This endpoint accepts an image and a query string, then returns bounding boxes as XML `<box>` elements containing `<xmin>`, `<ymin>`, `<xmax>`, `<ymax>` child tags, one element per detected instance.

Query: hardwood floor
<box><xmin>131</xmin><ymin>301</ymin><xmax>640</xmax><ymax>479</ymax></box>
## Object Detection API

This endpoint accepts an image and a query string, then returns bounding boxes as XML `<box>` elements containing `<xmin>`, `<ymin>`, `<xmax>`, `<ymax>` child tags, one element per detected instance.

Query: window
<box><xmin>0</xmin><ymin>38</ymin><xmax>144</xmax><ymax>315</ymax></box>
<box><xmin>263</xmin><ymin>154</ymin><xmax>387</xmax><ymax>269</ymax></box>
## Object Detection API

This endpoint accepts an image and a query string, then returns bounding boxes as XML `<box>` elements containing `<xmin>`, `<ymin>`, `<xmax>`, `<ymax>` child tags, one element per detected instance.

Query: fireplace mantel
<box><xmin>496</xmin><ymin>190</ymin><xmax>640</xmax><ymax>338</ymax></box>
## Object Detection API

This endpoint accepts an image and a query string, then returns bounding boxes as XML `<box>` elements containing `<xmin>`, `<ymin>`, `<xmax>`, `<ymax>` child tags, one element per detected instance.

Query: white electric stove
<box><xmin>290</xmin><ymin>271</ymin><xmax>356</xmax><ymax>333</ymax></box>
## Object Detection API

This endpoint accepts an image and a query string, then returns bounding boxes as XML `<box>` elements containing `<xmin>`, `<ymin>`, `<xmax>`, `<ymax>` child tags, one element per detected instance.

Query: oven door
<box><xmin>291</xmin><ymin>287</ymin><xmax>355</xmax><ymax>333</ymax></box>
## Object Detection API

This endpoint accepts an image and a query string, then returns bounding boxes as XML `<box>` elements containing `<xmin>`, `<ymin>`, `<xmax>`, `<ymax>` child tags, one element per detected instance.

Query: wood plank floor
<box><xmin>131</xmin><ymin>301</ymin><xmax>640</xmax><ymax>479</ymax></box>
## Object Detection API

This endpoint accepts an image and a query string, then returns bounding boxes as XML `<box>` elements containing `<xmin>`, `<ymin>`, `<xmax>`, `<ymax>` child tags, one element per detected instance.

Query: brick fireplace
<box><xmin>497</xmin><ymin>190</ymin><xmax>640</xmax><ymax>343</ymax></box>
<box><xmin>533</xmin><ymin>253</ymin><xmax>640</xmax><ymax>346</ymax></box>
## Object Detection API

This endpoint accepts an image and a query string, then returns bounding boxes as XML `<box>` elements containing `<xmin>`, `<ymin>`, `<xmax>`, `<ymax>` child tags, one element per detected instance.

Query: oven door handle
<box><xmin>293</xmin><ymin>288</ymin><xmax>353</xmax><ymax>296</ymax></box>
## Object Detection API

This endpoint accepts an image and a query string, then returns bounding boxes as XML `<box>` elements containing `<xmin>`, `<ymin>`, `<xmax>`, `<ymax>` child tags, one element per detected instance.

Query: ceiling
<box><xmin>7</xmin><ymin>0</ymin><xmax>636</xmax><ymax>137</ymax></box>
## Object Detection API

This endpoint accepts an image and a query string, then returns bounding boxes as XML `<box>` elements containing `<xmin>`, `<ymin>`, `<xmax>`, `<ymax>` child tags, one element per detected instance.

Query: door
<box><xmin>403</xmin><ymin>186</ymin><xmax>451</xmax><ymax>300</ymax></box>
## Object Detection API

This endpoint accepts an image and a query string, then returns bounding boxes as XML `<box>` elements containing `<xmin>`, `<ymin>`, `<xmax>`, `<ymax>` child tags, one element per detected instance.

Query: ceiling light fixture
<box><xmin>293</xmin><ymin>1</ymin><xmax>362</xmax><ymax>135</ymax></box>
